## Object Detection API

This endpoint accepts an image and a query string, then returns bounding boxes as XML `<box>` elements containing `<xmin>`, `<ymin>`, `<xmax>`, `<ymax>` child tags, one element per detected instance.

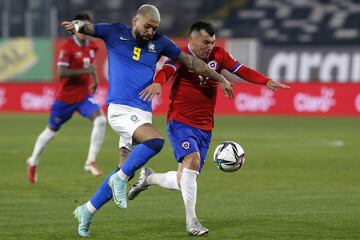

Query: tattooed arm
<box><xmin>61</xmin><ymin>20</ymin><xmax>95</xmax><ymax>36</ymax></box>
<box><xmin>177</xmin><ymin>51</ymin><xmax>234</xmax><ymax>99</ymax></box>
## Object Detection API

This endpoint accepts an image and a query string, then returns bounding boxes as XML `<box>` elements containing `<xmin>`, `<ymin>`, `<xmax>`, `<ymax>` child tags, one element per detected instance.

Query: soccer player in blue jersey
<box><xmin>62</xmin><ymin>4</ymin><xmax>233</xmax><ymax>237</ymax></box>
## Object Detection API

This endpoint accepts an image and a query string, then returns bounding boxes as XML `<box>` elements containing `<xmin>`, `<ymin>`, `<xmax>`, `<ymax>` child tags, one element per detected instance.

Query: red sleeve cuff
<box><xmin>154</xmin><ymin>65</ymin><xmax>176</xmax><ymax>85</ymax></box>
<box><xmin>236</xmin><ymin>65</ymin><xmax>270</xmax><ymax>85</ymax></box>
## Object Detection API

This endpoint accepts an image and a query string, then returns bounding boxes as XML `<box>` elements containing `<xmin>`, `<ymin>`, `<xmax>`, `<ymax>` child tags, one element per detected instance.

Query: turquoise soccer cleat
<box><xmin>73</xmin><ymin>204</ymin><xmax>93</xmax><ymax>237</ymax></box>
<box><xmin>108</xmin><ymin>173</ymin><xmax>127</xmax><ymax>209</ymax></box>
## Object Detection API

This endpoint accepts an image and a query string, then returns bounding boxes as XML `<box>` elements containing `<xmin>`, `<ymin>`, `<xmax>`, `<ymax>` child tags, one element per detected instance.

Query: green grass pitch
<box><xmin>0</xmin><ymin>114</ymin><xmax>359</xmax><ymax>240</ymax></box>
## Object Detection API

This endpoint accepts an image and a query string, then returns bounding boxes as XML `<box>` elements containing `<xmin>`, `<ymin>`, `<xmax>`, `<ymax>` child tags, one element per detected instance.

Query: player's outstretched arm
<box><xmin>90</xmin><ymin>71</ymin><xmax>99</xmax><ymax>94</ymax></box>
<box><xmin>178</xmin><ymin>51</ymin><xmax>224</xmax><ymax>82</ymax></box>
<box><xmin>58</xmin><ymin>65</ymin><xmax>96</xmax><ymax>78</ymax></box>
<box><xmin>234</xmin><ymin>65</ymin><xmax>290</xmax><ymax>91</ymax></box>
<box><xmin>266</xmin><ymin>79</ymin><xmax>290</xmax><ymax>92</ymax></box>
<box><xmin>61</xmin><ymin>20</ymin><xmax>95</xmax><ymax>36</ymax></box>
<box><xmin>177</xmin><ymin>51</ymin><xmax>234</xmax><ymax>99</ymax></box>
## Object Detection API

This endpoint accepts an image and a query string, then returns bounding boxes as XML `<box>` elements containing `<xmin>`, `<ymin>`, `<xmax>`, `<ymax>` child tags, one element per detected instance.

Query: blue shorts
<box><xmin>167</xmin><ymin>120</ymin><xmax>212</xmax><ymax>172</ymax></box>
<box><xmin>48</xmin><ymin>95</ymin><xmax>101</xmax><ymax>131</ymax></box>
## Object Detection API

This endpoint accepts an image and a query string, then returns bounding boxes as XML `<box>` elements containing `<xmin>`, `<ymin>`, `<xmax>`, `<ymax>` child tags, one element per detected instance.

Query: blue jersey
<box><xmin>94</xmin><ymin>23</ymin><xmax>181</xmax><ymax>112</ymax></box>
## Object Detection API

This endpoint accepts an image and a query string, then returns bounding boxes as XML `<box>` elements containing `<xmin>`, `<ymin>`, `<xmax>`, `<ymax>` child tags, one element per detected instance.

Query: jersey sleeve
<box><xmin>221</xmin><ymin>48</ymin><xmax>242</xmax><ymax>73</ymax></box>
<box><xmin>220</xmin><ymin>47</ymin><xmax>269</xmax><ymax>85</ymax></box>
<box><xmin>92</xmin><ymin>42</ymin><xmax>99</xmax><ymax>53</ymax></box>
<box><xmin>154</xmin><ymin>60</ymin><xmax>179</xmax><ymax>85</ymax></box>
<box><xmin>160</xmin><ymin>36</ymin><xmax>181</xmax><ymax>61</ymax></box>
<box><xmin>236</xmin><ymin>65</ymin><xmax>270</xmax><ymax>85</ymax></box>
<box><xmin>57</xmin><ymin>43</ymin><xmax>71</xmax><ymax>67</ymax></box>
<box><xmin>163</xmin><ymin>59</ymin><xmax>180</xmax><ymax>72</ymax></box>
<box><xmin>94</xmin><ymin>23</ymin><xmax>123</xmax><ymax>41</ymax></box>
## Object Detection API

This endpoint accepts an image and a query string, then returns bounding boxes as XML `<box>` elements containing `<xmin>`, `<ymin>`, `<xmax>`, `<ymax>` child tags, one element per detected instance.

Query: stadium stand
<box><xmin>0</xmin><ymin>0</ymin><xmax>223</xmax><ymax>37</ymax></box>
<box><xmin>1</xmin><ymin>0</ymin><xmax>360</xmax><ymax>45</ymax></box>
<box><xmin>217</xmin><ymin>0</ymin><xmax>360</xmax><ymax>45</ymax></box>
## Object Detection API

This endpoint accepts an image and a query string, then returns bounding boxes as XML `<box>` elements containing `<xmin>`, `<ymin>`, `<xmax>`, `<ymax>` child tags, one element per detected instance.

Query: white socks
<box><xmin>86</xmin><ymin>116</ymin><xmax>106</xmax><ymax>165</ymax></box>
<box><xmin>180</xmin><ymin>168</ymin><xmax>199</xmax><ymax>224</ymax></box>
<box><xmin>117</xmin><ymin>169</ymin><xmax>130</xmax><ymax>181</ymax></box>
<box><xmin>147</xmin><ymin>171</ymin><xmax>180</xmax><ymax>190</ymax></box>
<box><xmin>147</xmin><ymin>168</ymin><xmax>199</xmax><ymax>223</ymax></box>
<box><xmin>28</xmin><ymin>115</ymin><xmax>106</xmax><ymax>167</ymax></box>
<box><xmin>86</xmin><ymin>201</ymin><xmax>97</xmax><ymax>214</ymax></box>
<box><xmin>28</xmin><ymin>127</ymin><xmax>57</xmax><ymax>166</ymax></box>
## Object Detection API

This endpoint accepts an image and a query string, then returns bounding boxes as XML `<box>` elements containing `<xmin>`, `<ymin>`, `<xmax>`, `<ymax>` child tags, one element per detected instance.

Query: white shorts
<box><xmin>107</xmin><ymin>103</ymin><xmax>152</xmax><ymax>150</ymax></box>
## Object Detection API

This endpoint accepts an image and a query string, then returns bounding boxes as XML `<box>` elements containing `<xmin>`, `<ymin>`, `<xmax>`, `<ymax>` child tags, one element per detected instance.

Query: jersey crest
<box><xmin>208</xmin><ymin>60</ymin><xmax>218</xmax><ymax>70</ymax></box>
<box><xmin>148</xmin><ymin>41</ymin><xmax>156</xmax><ymax>52</ymax></box>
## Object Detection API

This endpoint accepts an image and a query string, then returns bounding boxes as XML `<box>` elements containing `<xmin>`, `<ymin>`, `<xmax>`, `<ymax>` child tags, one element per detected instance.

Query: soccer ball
<box><xmin>213</xmin><ymin>141</ymin><xmax>245</xmax><ymax>172</ymax></box>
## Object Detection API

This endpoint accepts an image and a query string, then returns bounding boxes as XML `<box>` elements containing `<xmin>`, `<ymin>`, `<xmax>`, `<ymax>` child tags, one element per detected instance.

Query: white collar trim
<box><xmin>187</xmin><ymin>44</ymin><xmax>196</xmax><ymax>56</ymax></box>
<box><xmin>72</xmin><ymin>35</ymin><xmax>88</xmax><ymax>47</ymax></box>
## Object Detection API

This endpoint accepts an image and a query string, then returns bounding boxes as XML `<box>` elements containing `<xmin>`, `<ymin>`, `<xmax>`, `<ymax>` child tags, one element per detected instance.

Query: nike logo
<box><xmin>119</xmin><ymin>36</ymin><xmax>129</xmax><ymax>41</ymax></box>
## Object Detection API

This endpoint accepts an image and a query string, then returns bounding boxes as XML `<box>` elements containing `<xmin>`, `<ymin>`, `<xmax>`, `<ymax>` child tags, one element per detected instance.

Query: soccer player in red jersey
<box><xmin>128</xmin><ymin>21</ymin><xmax>289</xmax><ymax>235</ymax></box>
<box><xmin>26</xmin><ymin>13</ymin><xmax>107</xmax><ymax>183</ymax></box>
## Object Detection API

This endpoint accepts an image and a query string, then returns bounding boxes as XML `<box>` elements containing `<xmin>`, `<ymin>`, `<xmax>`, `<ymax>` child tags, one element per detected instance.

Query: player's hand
<box><xmin>266</xmin><ymin>80</ymin><xmax>290</xmax><ymax>92</ymax></box>
<box><xmin>139</xmin><ymin>83</ymin><xmax>162</xmax><ymax>102</ymax></box>
<box><xmin>219</xmin><ymin>76</ymin><xmax>234</xmax><ymax>99</ymax></box>
<box><xmin>61</xmin><ymin>20</ymin><xmax>84</xmax><ymax>34</ymax></box>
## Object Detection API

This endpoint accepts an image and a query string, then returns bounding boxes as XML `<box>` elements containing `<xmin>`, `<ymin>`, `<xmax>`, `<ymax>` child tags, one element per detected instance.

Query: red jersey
<box><xmin>56</xmin><ymin>37</ymin><xmax>98</xmax><ymax>103</ymax></box>
<box><xmin>155</xmin><ymin>44</ymin><xmax>270</xmax><ymax>131</ymax></box>
<box><xmin>164</xmin><ymin>45</ymin><xmax>240</xmax><ymax>131</ymax></box>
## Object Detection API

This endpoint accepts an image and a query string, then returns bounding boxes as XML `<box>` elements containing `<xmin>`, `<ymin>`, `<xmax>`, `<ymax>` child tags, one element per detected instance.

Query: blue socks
<box><xmin>89</xmin><ymin>167</ymin><xmax>119</xmax><ymax>209</ymax></box>
<box><xmin>121</xmin><ymin>138</ymin><xmax>164</xmax><ymax>177</ymax></box>
<box><xmin>88</xmin><ymin>138</ymin><xmax>164</xmax><ymax>210</ymax></box>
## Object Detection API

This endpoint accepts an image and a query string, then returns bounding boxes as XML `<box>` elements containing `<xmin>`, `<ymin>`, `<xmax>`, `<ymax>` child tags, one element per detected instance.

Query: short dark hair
<box><xmin>189</xmin><ymin>21</ymin><xmax>215</xmax><ymax>36</ymax></box>
<box><xmin>73</xmin><ymin>13</ymin><xmax>92</xmax><ymax>22</ymax></box>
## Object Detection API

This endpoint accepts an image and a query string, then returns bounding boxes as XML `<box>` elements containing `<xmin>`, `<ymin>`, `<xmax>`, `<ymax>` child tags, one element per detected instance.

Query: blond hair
<box><xmin>136</xmin><ymin>4</ymin><xmax>161</xmax><ymax>22</ymax></box>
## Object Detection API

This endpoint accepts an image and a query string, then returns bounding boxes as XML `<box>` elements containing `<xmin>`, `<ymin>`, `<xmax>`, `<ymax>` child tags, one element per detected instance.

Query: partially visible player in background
<box><xmin>26</xmin><ymin>13</ymin><xmax>107</xmax><ymax>183</ymax></box>
<box><xmin>128</xmin><ymin>21</ymin><xmax>289</xmax><ymax>236</ymax></box>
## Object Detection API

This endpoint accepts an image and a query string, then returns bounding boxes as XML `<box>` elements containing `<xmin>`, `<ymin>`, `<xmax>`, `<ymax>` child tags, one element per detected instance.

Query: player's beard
<box><xmin>134</xmin><ymin>30</ymin><xmax>151</xmax><ymax>47</ymax></box>
<box><xmin>200</xmin><ymin>48</ymin><xmax>212</xmax><ymax>60</ymax></box>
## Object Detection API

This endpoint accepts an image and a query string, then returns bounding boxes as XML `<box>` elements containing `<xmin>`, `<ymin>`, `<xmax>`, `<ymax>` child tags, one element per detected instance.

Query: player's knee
<box><xmin>47</xmin><ymin>128</ymin><xmax>58</xmax><ymax>134</ymax></box>
<box><xmin>182</xmin><ymin>153</ymin><xmax>201</xmax><ymax>170</ymax></box>
<box><xmin>94</xmin><ymin>115</ymin><xmax>107</xmax><ymax>127</ymax></box>
<box><xmin>118</xmin><ymin>147</ymin><xmax>130</xmax><ymax>167</ymax></box>
<box><xmin>143</xmin><ymin>138</ymin><xmax>165</xmax><ymax>153</ymax></box>
<box><xmin>119</xmin><ymin>147</ymin><xmax>130</xmax><ymax>158</ymax></box>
